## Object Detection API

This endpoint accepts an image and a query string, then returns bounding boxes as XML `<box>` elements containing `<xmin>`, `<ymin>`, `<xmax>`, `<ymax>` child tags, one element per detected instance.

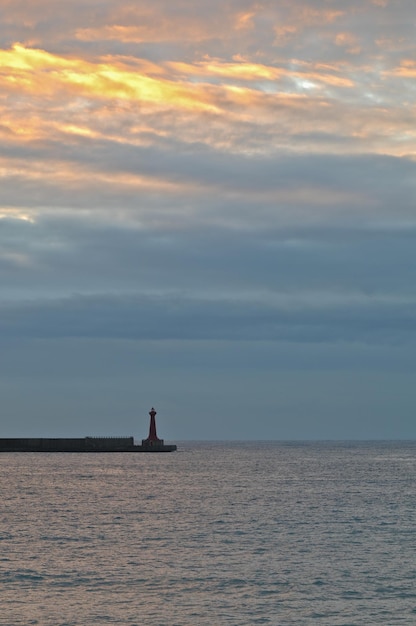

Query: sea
<box><xmin>1</xmin><ymin>441</ymin><xmax>416</xmax><ymax>625</ymax></box>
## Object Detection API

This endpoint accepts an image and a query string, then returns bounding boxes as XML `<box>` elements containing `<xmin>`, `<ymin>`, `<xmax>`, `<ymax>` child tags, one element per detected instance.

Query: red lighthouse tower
<box><xmin>142</xmin><ymin>407</ymin><xmax>164</xmax><ymax>447</ymax></box>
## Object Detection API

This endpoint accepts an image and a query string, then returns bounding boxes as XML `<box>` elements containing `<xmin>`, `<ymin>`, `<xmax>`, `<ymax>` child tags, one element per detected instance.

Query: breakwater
<box><xmin>0</xmin><ymin>436</ymin><xmax>177</xmax><ymax>453</ymax></box>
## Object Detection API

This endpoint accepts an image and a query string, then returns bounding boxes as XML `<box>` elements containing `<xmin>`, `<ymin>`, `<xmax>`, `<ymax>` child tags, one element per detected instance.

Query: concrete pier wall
<box><xmin>0</xmin><ymin>437</ymin><xmax>135</xmax><ymax>452</ymax></box>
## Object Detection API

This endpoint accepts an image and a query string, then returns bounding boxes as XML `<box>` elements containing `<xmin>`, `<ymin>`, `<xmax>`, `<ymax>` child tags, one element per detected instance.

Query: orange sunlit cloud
<box><xmin>0</xmin><ymin>0</ymin><xmax>415</xmax><ymax>194</ymax></box>
<box><xmin>75</xmin><ymin>11</ymin><xmax>247</xmax><ymax>45</ymax></box>
<box><xmin>0</xmin><ymin>152</ymin><xmax>194</xmax><ymax>199</ymax></box>
<box><xmin>0</xmin><ymin>45</ymin><xmax>221</xmax><ymax>112</ymax></box>
<box><xmin>0</xmin><ymin>43</ymin><xmax>360</xmax><ymax>151</ymax></box>
<box><xmin>168</xmin><ymin>58</ymin><xmax>355</xmax><ymax>91</ymax></box>
<box><xmin>388</xmin><ymin>59</ymin><xmax>416</xmax><ymax>78</ymax></box>
<box><xmin>169</xmin><ymin>60</ymin><xmax>285</xmax><ymax>82</ymax></box>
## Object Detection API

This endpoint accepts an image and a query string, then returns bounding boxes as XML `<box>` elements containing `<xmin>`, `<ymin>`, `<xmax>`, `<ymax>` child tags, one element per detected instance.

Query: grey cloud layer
<box><xmin>1</xmin><ymin>212</ymin><xmax>416</xmax><ymax>348</ymax></box>
<box><xmin>2</xmin><ymin>134</ymin><xmax>415</xmax><ymax>221</ymax></box>
<box><xmin>2</xmin><ymin>214</ymin><xmax>416</xmax><ymax>289</ymax></box>
<box><xmin>2</xmin><ymin>290</ymin><xmax>416</xmax><ymax>346</ymax></box>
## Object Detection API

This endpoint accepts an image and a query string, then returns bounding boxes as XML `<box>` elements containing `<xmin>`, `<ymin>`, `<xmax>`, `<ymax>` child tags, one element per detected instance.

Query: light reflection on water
<box><xmin>1</xmin><ymin>441</ymin><xmax>416</xmax><ymax>625</ymax></box>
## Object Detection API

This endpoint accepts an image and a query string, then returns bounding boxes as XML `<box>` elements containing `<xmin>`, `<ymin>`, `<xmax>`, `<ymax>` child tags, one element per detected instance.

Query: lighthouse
<box><xmin>142</xmin><ymin>407</ymin><xmax>164</xmax><ymax>447</ymax></box>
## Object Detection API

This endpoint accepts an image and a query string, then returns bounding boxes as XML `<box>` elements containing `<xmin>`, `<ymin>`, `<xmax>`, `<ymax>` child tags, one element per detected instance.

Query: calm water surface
<box><xmin>1</xmin><ymin>441</ymin><xmax>416</xmax><ymax>625</ymax></box>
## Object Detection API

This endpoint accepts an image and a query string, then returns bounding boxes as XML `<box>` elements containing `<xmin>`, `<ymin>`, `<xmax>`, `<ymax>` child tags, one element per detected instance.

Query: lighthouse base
<box><xmin>140</xmin><ymin>438</ymin><xmax>176</xmax><ymax>452</ymax></box>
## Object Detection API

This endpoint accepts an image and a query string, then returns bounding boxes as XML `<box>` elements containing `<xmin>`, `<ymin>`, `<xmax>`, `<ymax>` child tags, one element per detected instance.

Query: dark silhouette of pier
<box><xmin>0</xmin><ymin>407</ymin><xmax>177</xmax><ymax>453</ymax></box>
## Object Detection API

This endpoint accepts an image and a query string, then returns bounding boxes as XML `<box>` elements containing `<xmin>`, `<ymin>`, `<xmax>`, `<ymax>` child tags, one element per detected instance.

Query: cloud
<box><xmin>1</xmin><ymin>209</ymin><xmax>416</xmax><ymax>348</ymax></box>
<box><xmin>1</xmin><ymin>131</ymin><xmax>415</xmax><ymax>229</ymax></box>
<box><xmin>1</xmin><ymin>1</ymin><xmax>416</xmax><ymax>437</ymax></box>
<box><xmin>1</xmin><ymin>286</ymin><xmax>416</xmax><ymax>348</ymax></box>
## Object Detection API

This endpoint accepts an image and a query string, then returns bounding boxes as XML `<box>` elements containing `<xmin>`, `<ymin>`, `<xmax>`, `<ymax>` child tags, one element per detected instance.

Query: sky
<box><xmin>1</xmin><ymin>0</ymin><xmax>416</xmax><ymax>440</ymax></box>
